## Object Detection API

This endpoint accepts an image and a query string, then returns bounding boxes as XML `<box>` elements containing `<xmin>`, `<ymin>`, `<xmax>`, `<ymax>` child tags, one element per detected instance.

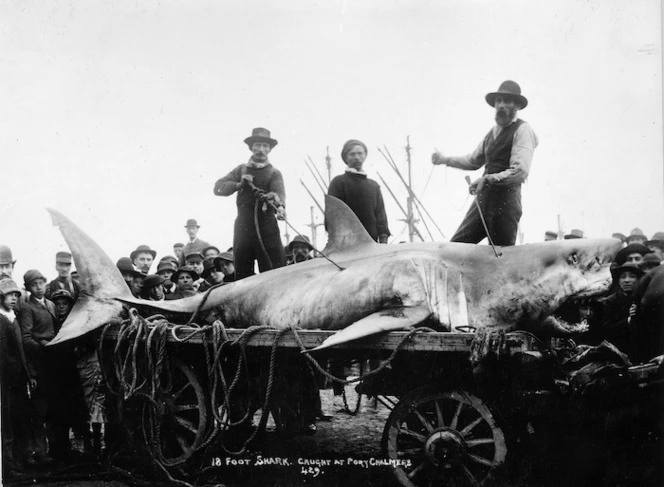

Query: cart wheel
<box><xmin>382</xmin><ymin>388</ymin><xmax>507</xmax><ymax>486</ymax></box>
<box><xmin>144</xmin><ymin>359</ymin><xmax>209</xmax><ymax>466</ymax></box>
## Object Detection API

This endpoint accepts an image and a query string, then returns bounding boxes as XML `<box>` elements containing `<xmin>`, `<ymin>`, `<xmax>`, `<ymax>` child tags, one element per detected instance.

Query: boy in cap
<box><xmin>646</xmin><ymin>231</ymin><xmax>664</xmax><ymax>261</ymax></box>
<box><xmin>173</xmin><ymin>243</ymin><xmax>184</xmax><ymax>261</ymax></box>
<box><xmin>179</xmin><ymin>219</ymin><xmax>211</xmax><ymax>266</ymax></box>
<box><xmin>0</xmin><ymin>278</ymin><xmax>33</xmax><ymax>474</ymax></box>
<box><xmin>328</xmin><ymin>140</ymin><xmax>391</xmax><ymax>244</ymax></box>
<box><xmin>214</xmin><ymin>252</ymin><xmax>236</xmax><ymax>283</ymax></box>
<box><xmin>46</xmin><ymin>251</ymin><xmax>79</xmax><ymax>301</ymax></box>
<box><xmin>18</xmin><ymin>270</ymin><xmax>57</xmax><ymax>465</ymax></box>
<box><xmin>214</xmin><ymin>127</ymin><xmax>287</xmax><ymax>279</ymax></box>
<box><xmin>50</xmin><ymin>289</ymin><xmax>74</xmax><ymax>332</ymax></box>
<box><xmin>156</xmin><ymin>260</ymin><xmax>178</xmax><ymax>295</ymax></box>
<box><xmin>185</xmin><ymin>252</ymin><xmax>206</xmax><ymax>291</ymax></box>
<box><xmin>140</xmin><ymin>275</ymin><xmax>166</xmax><ymax>301</ymax></box>
<box><xmin>203</xmin><ymin>245</ymin><xmax>221</xmax><ymax>260</ymax></box>
<box><xmin>165</xmin><ymin>266</ymin><xmax>199</xmax><ymax>300</ymax></box>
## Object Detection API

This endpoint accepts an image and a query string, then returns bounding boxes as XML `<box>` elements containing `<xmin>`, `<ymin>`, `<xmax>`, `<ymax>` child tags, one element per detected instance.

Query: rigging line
<box><xmin>299</xmin><ymin>179</ymin><xmax>325</xmax><ymax>214</ymax></box>
<box><xmin>418</xmin><ymin>164</ymin><xmax>436</xmax><ymax>201</ymax></box>
<box><xmin>304</xmin><ymin>159</ymin><xmax>328</xmax><ymax>198</ymax></box>
<box><xmin>307</xmin><ymin>155</ymin><xmax>329</xmax><ymax>191</ymax></box>
<box><xmin>379</xmin><ymin>146</ymin><xmax>446</xmax><ymax>239</ymax></box>
<box><xmin>377</xmin><ymin>172</ymin><xmax>425</xmax><ymax>241</ymax></box>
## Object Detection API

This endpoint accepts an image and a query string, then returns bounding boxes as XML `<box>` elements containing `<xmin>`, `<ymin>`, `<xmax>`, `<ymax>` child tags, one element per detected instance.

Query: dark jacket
<box><xmin>599</xmin><ymin>290</ymin><xmax>633</xmax><ymax>353</ymax></box>
<box><xmin>0</xmin><ymin>312</ymin><xmax>31</xmax><ymax>385</ymax></box>
<box><xmin>45</xmin><ymin>277</ymin><xmax>80</xmax><ymax>301</ymax></box>
<box><xmin>18</xmin><ymin>295</ymin><xmax>57</xmax><ymax>376</ymax></box>
<box><xmin>327</xmin><ymin>172</ymin><xmax>390</xmax><ymax>241</ymax></box>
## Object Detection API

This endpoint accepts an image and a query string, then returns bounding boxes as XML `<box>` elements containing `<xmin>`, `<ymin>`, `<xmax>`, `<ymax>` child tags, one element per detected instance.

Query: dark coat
<box><xmin>45</xmin><ymin>276</ymin><xmax>80</xmax><ymax>301</ymax></box>
<box><xmin>599</xmin><ymin>290</ymin><xmax>633</xmax><ymax>354</ymax></box>
<box><xmin>0</xmin><ymin>313</ymin><xmax>31</xmax><ymax>385</ymax></box>
<box><xmin>18</xmin><ymin>296</ymin><xmax>57</xmax><ymax>377</ymax></box>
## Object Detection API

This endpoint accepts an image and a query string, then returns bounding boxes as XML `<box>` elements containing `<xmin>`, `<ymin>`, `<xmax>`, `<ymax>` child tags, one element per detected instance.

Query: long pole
<box><xmin>405</xmin><ymin>136</ymin><xmax>414</xmax><ymax>242</ymax></box>
<box><xmin>377</xmin><ymin>173</ymin><xmax>425</xmax><ymax>241</ymax></box>
<box><xmin>300</xmin><ymin>179</ymin><xmax>325</xmax><ymax>215</ymax></box>
<box><xmin>325</xmin><ymin>146</ymin><xmax>332</xmax><ymax>185</ymax></box>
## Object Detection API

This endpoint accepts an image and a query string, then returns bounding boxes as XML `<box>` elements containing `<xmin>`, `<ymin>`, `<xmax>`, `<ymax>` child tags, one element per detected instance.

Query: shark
<box><xmin>47</xmin><ymin>196</ymin><xmax>621</xmax><ymax>350</ymax></box>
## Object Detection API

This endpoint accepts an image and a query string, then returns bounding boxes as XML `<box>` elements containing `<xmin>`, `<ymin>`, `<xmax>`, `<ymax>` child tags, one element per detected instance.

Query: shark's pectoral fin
<box><xmin>48</xmin><ymin>296</ymin><xmax>125</xmax><ymax>346</ymax></box>
<box><xmin>308</xmin><ymin>306</ymin><xmax>432</xmax><ymax>352</ymax></box>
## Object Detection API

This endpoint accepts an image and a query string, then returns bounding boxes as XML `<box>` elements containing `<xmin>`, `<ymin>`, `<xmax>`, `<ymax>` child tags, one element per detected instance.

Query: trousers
<box><xmin>233</xmin><ymin>208</ymin><xmax>286</xmax><ymax>280</ymax></box>
<box><xmin>451</xmin><ymin>185</ymin><xmax>522</xmax><ymax>246</ymax></box>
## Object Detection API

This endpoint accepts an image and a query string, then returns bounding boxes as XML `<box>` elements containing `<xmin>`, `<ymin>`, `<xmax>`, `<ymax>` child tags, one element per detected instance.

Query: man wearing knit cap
<box><xmin>213</xmin><ymin>127</ymin><xmax>287</xmax><ymax>279</ymax></box>
<box><xmin>327</xmin><ymin>139</ymin><xmax>390</xmax><ymax>243</ymax></box>
<box><xmin>432</xmin><ymin>80</ymin><xmax>538</xmax><ymax>246</ymax></box>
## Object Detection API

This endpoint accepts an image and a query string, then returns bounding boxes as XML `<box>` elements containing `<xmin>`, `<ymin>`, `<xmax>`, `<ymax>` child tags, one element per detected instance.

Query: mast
<box><xmin>405</xmin><ymin>136</ymin><xmax>415</xmax><ymax>242</ymax></box>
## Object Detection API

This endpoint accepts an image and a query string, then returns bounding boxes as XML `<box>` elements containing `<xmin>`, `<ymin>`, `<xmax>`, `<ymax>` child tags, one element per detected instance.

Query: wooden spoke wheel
<box><xmin>143</xmin><ymin>359</ymin><xmax>209</xmax><ymax>466</ymax></box>
<box><xmin>382</xmin><ymin>388</ymin><xmax>507</xmax><ymax>487</ymax></box>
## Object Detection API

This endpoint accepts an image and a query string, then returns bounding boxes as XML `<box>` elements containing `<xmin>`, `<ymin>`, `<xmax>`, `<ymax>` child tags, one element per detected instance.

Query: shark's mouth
<box><xmin>569</xmin><ymin>272</ymin><xmax>613</xmax><ymax>299</ymax></box>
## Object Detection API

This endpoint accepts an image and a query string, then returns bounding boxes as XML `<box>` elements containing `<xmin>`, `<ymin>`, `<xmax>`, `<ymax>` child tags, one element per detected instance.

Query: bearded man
<box><xmin>432</xmin><ymin>80</ymin><xmax>538</xmax><ymax>246</ymax></box>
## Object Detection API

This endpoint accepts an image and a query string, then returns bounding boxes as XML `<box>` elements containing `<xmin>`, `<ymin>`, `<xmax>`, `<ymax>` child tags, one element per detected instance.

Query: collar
<box><xmin>33</xmin><ymin>296</ymin><xmax>46</xmax><ymax>306</ymax></box>
<box><xmin>493</xmin><ymin>116</ymin><xmax>519</xmax><ymax>136</ymax></box>
<box><xmin>344</xmin><ymin>167</ymin><xmax>367</xmax><ymax>176</ymax></box>
<box><xmin>246</xmin><ymin>157</ymin><xmax>271</xmax><ymax>169</ymax></box>
<box><xmin>0</xmin><ymin>308</ymin><xmax>15</xmax><ymax>321</ymax></box>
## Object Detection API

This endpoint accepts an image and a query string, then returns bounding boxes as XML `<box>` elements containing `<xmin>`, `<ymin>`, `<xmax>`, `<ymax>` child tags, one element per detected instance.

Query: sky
<box><xmin>1</xmin><ymin>0</ymin><xmax>662</xmax><ymax>282</ymax></box>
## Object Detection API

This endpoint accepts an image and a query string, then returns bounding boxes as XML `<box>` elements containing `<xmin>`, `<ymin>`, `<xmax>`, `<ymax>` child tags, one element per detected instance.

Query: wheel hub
<box><xmin>424</xmin><ymin>428</ymin><xmax>467</xmax><ymax>468</ymax></box>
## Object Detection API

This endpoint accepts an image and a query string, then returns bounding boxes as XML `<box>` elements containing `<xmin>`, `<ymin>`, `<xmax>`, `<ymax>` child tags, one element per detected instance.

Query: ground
<box><xmin>4</xmin><ymin>384</ymin><xmax>663</xmax><ymax>487</ymax></box>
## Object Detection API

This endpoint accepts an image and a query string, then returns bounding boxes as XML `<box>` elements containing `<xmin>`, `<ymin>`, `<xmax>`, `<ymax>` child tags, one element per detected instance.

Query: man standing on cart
<box><xmin>214</xmin><ymin>128</ymin><xmax>287</xmax><ymax>279</ymax></box>
<box><xmin>432</xmin><ymin>80</ymin><xmax>538</xmax><ymax>246</ymax></box>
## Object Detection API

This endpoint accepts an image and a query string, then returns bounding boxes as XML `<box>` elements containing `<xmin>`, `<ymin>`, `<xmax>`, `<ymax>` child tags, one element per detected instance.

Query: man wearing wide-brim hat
<box><xmin>600</xmin><ymin>262</ymin><xmax>644</xmax><ymax>354</ymax></box>
<box><xmin>646</xmin><ymin>231</ymin><xmax>664</xmax><ymax>260</ymax></box>
<box><xmin>130</xmin><ymin>245</ymin><xmax>157</xmax><ymax>275</ymax></box>
<box><xmin>626</xmin><ymin>227</ymin><xmax>647</xmax><ymax>246</ymax></box>
<box><xmin>614</xmin><ymin>243</ymin><xmax>653</xmax><ymax>266</ymax></box>
<box><xmin>213</xmin><ymin>127</ymin><xmax>287</xmax><ymax>279</ymax></box>
<box><xmin>431</xmin><ymin>80</ymin><xmax>539</xmax><ymax>246</ymax></box>
<box><xmin>564</xmin><ymin>229</ymin><xmax>584</xmax><ymax>240</ymax></box>
<box><xmin>287</xmin><ymin>235</ymin><xmax>314</xmax><ymax>264</ymax></box>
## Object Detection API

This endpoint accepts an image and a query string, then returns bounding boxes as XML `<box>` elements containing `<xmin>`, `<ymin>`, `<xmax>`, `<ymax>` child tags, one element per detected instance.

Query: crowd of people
<box><xmin>550</xmin><ymin>227</ymin><xmax>664</xmax><ymax>363</ymax></box>
<box><xmin>1</xmin><ymin>81</ymin><xmax>661</xmax><ymax>478</ymax></box>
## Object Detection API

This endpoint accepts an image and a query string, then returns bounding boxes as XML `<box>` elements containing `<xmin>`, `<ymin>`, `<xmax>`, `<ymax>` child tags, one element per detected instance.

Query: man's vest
<box><xmin>482</xmin><ymin>119</ymin><xmax>525</xmax><ymax>175</ymax></box>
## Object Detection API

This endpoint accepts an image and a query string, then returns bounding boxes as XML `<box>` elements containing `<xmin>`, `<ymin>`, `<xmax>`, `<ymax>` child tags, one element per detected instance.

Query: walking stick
<box><xmin>465</xmin><ymin>176</ymin><xmax>502</xmax><ymax>258</ymax></box>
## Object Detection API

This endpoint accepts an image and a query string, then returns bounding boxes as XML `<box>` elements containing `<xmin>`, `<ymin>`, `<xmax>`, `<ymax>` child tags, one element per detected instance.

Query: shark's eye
<box><xmin>568</xmin><ymin>253</ymin><xmax>579</xmax><ymax>266</ymax></box>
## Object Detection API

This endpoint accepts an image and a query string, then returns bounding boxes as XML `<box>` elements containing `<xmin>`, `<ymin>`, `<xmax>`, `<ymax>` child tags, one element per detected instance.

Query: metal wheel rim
<box><xmin>383</xmin><ymin>389</ymin><xmax>507</xmax><ymax>487</ymax></box>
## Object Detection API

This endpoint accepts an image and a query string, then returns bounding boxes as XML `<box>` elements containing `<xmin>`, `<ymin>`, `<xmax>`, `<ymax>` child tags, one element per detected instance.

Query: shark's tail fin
<box><xmin>47</xmin><ymin>209</ymin><xmax>130</xmax><ymax>345</ymax></box>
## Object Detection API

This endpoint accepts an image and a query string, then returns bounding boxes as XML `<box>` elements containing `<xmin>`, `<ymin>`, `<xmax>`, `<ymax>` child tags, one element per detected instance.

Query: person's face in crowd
<box><xmin>647</xmin><ymin>244</ymin><xmax>664</xmax><ymax>260</ymax></box>
<box><xmin>625</xmin><ymin>253</ymin><xmax>644</xmax><ymax>265</ymax></box>
<box><xmin>209</xmin><ymin>270</ymin><xmax>225</xmax><ymax>284</ymax></box>
<box><xmin>292</xmin><ymin>243</ymin><xmax>311</xmax><ymax>263</ymax></box>
<box><xmin>53</xmin><ymin>298</ymin><xmax>72</xmax><ymax>320</ymax></box>
<box><xmin>55</xmin><ymin>261</ymin><xmax>71</xmax><ymax>278</ymax></box>
<box><xmin>494</xmin><ymin>95</ymin><xmax>519</xmax><ymax>127</ymax></box>
<box><xmin>1</xmin><ymin>291</ymin><xmax>20</xmax><ymax>311</ymax></box>
<box><xmin>204</xmin><ymin>248</ymin><xmax>220</xmax><ymax>260</ymax></box>
<box><xmin>177</xmin><ymin>273</ymin><xmax>193</xmax><ymax>287</ymax></box>
<box><xmin>189</xmin><ymin>261</ymin><xmax>204</xmax><ymax>275</ymax></box>
<box><xmin>579</xmin><ymin>303</ymin><xmax>593</xmax><ymax>320</ymax></box>
<box><xmin>0</xmin><ymin>263</ymin><xmax>14</xmax><ymax>278</ymax></box>
<box><xmin>618</xmin><ymin>271</ymin><xmax>639</xmax><ymax>295</ymax></box>
<box><xmin>121</xmin><ymin>272</ymin><xmax>134</xmax><ymax>285</ymax></box>
<box><xmin>148</xmin><ymin>284</ymin><xmax>164</xmax><ymax>301</ymax></box>
<box><xmin>158</xmin><ymin>269</ymin><xmax>174</xmax><ymax>282</ymax></box>
<box><xmin>29</xmin><ymin>279</ymin><xmax>46</xmax><ymax>299</ymax></box>
<box><xmin>133</xmin><ymin>253</ymin><xmax>153</xmax><ymax>273</ymax></box>
<box><xmin>251</xmin><ymin>142</ymin><xmax>271</xmax><ymax>163</ymax></box>
<box><xmin>219</xmin><ymin>260</ymin><xmax>235</xmax><ymax>276</ymax></box>
<box><xmin>131</xmin><ymin>275</ymin><xmax>145</xmax><ymax>295</ymax></box>
<box><xmin>186</xmin><ymin>226</ymin><xmax>199</xmax><ymax>240</ymax></box>
<box><xmin>174</xmin><ymin>247</ymin><xmax>183</xmax><ymax>258</ymax></box>
<box><xmin>345</xmin><ymin>145</ymin><xmax>366</xmax><ymax>172</ymax></box>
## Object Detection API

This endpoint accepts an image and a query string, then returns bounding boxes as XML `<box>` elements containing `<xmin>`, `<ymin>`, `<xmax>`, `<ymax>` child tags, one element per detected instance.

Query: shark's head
<box><xmin>481</xmin><ymin>238</ymin><xmax>622</xmax><ymax>329</ymax></box>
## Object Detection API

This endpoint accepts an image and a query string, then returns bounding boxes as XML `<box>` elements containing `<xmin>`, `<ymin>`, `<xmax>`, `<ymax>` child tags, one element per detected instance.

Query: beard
<box><xmin>494</xmin><ymin>105</ymin><xmax>517</xmax><ymax>127</ymax></box>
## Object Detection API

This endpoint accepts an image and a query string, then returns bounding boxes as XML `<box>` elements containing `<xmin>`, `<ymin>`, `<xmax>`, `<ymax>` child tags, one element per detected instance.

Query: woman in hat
<box><xmin>213</xmin><ymin>127</ymin><xmax>287</xmax><ymax>279</ymax></box>
<box><xmin>327</xmin><ymin>139</ymin><xmax>390</xmax><ymax>243</ymax></box>
<box><xmin>600</xmin><ymin>263</ymin><xmax>644</xmax><ymax>354</ymax></box>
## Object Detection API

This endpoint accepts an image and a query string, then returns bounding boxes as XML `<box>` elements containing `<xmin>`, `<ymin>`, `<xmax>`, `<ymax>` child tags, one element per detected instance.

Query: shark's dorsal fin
<box><xmin>323</xmin><ymin>195</ymin><xmax>379</xmax><ymax>255</ymax></box>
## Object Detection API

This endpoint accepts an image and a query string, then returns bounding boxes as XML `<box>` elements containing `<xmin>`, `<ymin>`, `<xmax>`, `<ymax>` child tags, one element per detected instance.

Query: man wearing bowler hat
<box><xmin>130</xmin><ymin>245</ymin><xmax>157</xmax><ymax>275</ymax></box>
<box><xmin>432</xmin><ymin>80</ymin><xmax>538</xmax><ymax>246</ymax></box>
<box><xmin>179</xmin><ymin>219</ymin><xmax>211</xmax><ymax>266</ymax></box>
<box><xmin>46</xmin><ymin>251</ymin><xmax>79</xmax><ymax>301</ymax></box>
<box><xmin>214</xmin><ymin>127</ymin><xmax>287</xmax><ymax>279</ymax></box>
